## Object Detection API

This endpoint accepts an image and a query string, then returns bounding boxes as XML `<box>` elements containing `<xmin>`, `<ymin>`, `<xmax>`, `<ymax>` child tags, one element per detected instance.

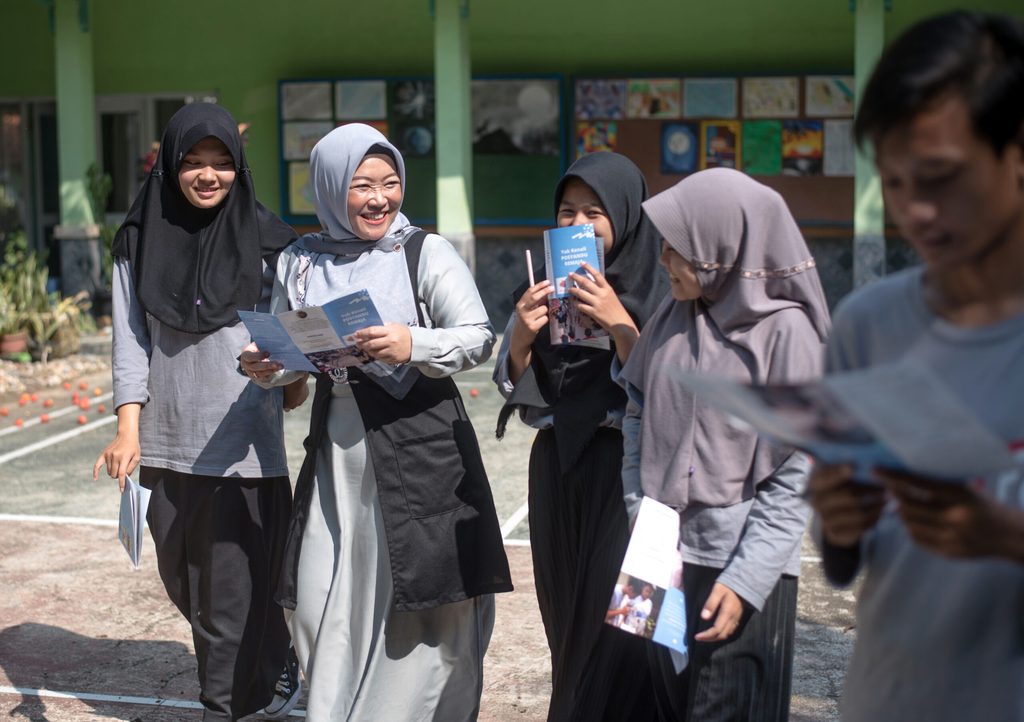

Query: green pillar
<box><xmin>433</xmin><ymin>0</ymin><xmax>475</xmax><ymax>273</ymax></box>
<box><xmin>852</xmin><ymin>0</ymin><xmax>886</xmax><ymax>287</ymax></box>
<box><xmin>54</xmin><ymin>0</ymin><xmax>101</xmax><ymax>296</ymax></box>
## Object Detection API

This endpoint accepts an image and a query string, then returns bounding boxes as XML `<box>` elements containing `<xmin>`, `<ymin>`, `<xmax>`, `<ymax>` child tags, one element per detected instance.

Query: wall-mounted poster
<box><xmin>335</xmin><ymin>80</ymin><xmax>387</xmax><ymax>120</ymax></box>
<box><xmin>281</xmin><ymin>82</ymin><xmax>333</xmax><ymax>120</ymax></box>
<box><xmin>660</xmin><ymin>122</ymin><xmax>698</xmax><ymax>174</ymax></box>
<box><xmin>288</xmin><ymin>162</ymin><xmax>316</xmax><ymax>215</ymax></box>
<box><xmin>741</xmin><ymin>120</ymin><xmax>782</xmax><ymax>175</ymax></box>
<box><xmin>577</xmin><ymin>122</ymin><xmax>617</xmax><ymax>158</ymax></box>
<box><xmin>824</xmin><ymin>119</ymin><xmax>855</xmax><ymax>176</ymax></box>
<box><xmin>805</xmin><ymin>76</ymin><xmax>855</xmax><ymax>117</ymax></box>
<box><xmin>782</xmin><ymin>119</ymin><xmax>824</xmax><ymax>175</ymax></box>
<box><xmin>741</xmin><ymin>77</ymin><xmax>799</xmax><ymax>118</ymax></box>
<box><xmin>684</xmin><ymin>78</ymin><xmax>737</xmax><ymax>119</ymax></box>
<box><xmin>472</xmin><ymin>79</ymin><xmax>560</xmax><ymax>156</ymax></box>
<box><xmin>700</xmin><ymin>120</ymin><xmax>741</xmax><ymax>169</ymax></box>
<box><xmin>283</xmin><ymin>121</ymin><xmax>333</xmax><ymax>161</ymax></box>
<box><xmin>575</xmin><ymin>79</ymin><xmax>626</xmax><ymax>120</ymax></box>
<box><xmin>394</xmin><ymin>123</ymin><xmax>434</xmax><ymax>157</ymax></box>
<box><xmin>390</xmin><ymin>80</ymin><xmax>434</xmax><ymax>120</ymax></box>
<box><xmin>627</xmin><ymin>78</ymin><xmax>681</xmax><ymax>119</ymax></box>
<box><xmin>336</xmin><ymin>119</ymin><xmax>390</xmax><ymax>137</ymax></box>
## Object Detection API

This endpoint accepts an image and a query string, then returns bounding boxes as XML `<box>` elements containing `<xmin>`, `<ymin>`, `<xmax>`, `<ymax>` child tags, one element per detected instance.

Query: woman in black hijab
<box><xmin>493</xmin><ymin>152</ymin><xmax>669</xmax><ymax>721</ymax></box>
<box><xmin>93</xmin><ymin>103</ymin><xmax>301</xmax><ymax>722</ymax></box>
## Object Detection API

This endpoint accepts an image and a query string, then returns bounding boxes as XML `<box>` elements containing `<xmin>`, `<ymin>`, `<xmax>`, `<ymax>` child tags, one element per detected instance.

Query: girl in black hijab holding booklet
<box><xmin>92</xmin><ymin>103</ymin><xmax>300</xmax><ymax>721</ymax></box>
<box><xmin>493</xmin><ymin>152</ymin><xmax>668</xmax><ymax>721</ymax></box>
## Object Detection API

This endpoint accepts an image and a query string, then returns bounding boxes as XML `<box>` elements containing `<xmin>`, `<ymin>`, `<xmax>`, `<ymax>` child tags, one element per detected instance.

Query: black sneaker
<box><xmin>263</xmin><ymin>645</ymin><xmax>301</xmax><ymax>719</ymax></box>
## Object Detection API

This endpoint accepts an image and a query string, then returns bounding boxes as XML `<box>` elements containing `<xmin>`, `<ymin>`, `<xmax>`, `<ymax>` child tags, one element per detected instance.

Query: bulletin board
<box><xmin>278</xmin><ymin>75</ymin><xmax>566</xmax><ymax>227</ymax></box>
<box><xmin>572</xmin><ymin>74</ymin><xmax>857</xmax><ymax>224</ymax></box>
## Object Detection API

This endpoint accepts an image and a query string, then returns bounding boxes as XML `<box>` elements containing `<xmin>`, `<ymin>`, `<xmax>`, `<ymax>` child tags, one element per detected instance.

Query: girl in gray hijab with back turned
<box><xmin>617</xmin><ymin>168</ymin><xmax>830</xmax><ymax>722</ymax></box>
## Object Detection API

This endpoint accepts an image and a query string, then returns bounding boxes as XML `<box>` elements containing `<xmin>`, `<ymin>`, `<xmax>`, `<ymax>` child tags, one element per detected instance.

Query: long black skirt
<box><xmin>528</xmin><ymin>427</ymin><xmax>657</xmax><ymax>722</ymax></box>
<box><xmin>140</xmin><ymin>467</ymin><xmax>292</xmax><ymax>722</ymax></box>
<box><xmin>649</xmin><ymin>564</ymin><xmax>798</xmax><ymax>722</ymax></box>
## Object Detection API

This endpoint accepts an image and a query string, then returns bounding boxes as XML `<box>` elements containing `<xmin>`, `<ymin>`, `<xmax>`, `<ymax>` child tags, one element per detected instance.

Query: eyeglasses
<box><xmin>349</xmin><ymin>181</ymin><xmax>402</xmax><ymax>197</ymax></box>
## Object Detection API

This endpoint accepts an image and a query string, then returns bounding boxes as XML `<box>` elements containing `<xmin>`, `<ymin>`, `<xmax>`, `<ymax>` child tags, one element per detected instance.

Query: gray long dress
<box><xmin>263</xmin><ymin>232</ymin><xmax>497</xmax><ymax>721</ymax></box>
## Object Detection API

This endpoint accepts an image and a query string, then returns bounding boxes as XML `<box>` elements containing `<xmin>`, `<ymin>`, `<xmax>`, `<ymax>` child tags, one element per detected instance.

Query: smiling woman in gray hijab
<box><xmin>242</xmin><ymin>123</ymin><xmax>511</xmax><ymax>721</ymax></box>
<box><xmin>617</xmin><ymin>168</ymin><xmax>830</xmax><ymax>722</ymax></box>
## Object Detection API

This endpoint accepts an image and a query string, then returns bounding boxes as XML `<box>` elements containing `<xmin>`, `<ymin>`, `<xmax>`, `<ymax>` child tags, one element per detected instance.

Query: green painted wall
<box><xmin>3</xmin><ymin>0</ymin><xmax>1023</xmax><ymax>216</ymax></box>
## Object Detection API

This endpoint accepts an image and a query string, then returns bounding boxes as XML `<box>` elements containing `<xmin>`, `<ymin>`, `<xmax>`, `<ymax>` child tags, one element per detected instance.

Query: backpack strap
<box><xmin>403</xmin><ymin>229</ymin><xmax>430</xmax><ymax>328</ymax></box>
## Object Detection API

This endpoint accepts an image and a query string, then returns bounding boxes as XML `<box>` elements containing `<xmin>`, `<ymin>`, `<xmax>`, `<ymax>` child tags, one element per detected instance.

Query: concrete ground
<box><xmin>0</xmin><ymin>334</ymin><xmax>855</xmax><ymax>721</ymax></box>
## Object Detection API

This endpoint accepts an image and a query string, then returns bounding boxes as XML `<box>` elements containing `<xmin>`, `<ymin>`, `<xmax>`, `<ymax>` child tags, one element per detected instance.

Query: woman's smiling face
<box><xmin>346</xmin><ymin>153</ymin><xmax>403</xmax><ymax>241</ymax></box>
<box><xmin>177</xmin><ymin>137</ymin><xmax>236</xmax><ymax>209</ymax></box>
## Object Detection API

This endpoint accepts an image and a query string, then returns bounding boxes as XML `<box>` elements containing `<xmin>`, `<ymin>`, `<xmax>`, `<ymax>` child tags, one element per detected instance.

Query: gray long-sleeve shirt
<box><xmin>618</xmin><ymin>361</ymin><xmax>809</xmax><ymax>611</ymax></box>
<box><xmin>112</xmin><ymin>257</ymin><xmax>288</xmax><ymax>478</ymax></box>
<box><xmin>258</xmin><ymin>232</ymin><xmax>494</xmax><ymax>389</ymax></box>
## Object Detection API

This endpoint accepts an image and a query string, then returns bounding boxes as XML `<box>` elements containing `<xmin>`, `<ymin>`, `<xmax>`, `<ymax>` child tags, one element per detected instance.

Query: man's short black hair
<box><xmin>854</xmin><ymin>11</ymin><xmax>1024</xmax><ymax>154</ymax></box>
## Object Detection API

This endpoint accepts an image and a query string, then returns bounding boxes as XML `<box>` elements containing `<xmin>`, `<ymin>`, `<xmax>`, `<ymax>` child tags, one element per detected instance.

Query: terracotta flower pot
<box><xmin>0</xmin><ymin>330</ymin><xmax>29</xmax><ymax>356</ymax></box>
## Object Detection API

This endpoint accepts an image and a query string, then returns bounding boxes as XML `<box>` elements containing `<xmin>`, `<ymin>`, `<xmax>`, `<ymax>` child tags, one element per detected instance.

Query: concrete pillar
<box><xmin>852</xmin><ymin>0</ymin><xmax>886</xmax><ymax>287</ymax></box>
<box><xmin>54</xmin><ymin>0</ymin><xmax>101</xmax><ymax>297</ymax></box>
<box><xmin>433</xmin><ymin>0</ymin><xmax>475</xmax><ymax>274</ymax></box>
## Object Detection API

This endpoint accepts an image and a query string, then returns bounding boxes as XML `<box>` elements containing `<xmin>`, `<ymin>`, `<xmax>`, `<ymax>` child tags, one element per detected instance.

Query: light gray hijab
<box><xmin>619</xmin><ymin>168</ymin><xmax>831</xmax><ymax>510</ymax></box>
<box><xmin>307</xmin><ymin>123</ymin><xmax>411</xmax><ymax>254</ymax></box>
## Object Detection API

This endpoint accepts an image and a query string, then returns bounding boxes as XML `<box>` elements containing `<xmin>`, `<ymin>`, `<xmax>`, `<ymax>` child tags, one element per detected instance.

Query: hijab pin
<box><xmin>393</xmin><ymin>243</ymin><xmax>402</xmax><ymax>252</ymax></box>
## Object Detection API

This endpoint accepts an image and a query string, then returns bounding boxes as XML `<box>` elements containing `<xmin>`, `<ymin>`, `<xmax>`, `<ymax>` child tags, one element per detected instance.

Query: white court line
<box><xmin>0</xmin><ymin>685</ymin><xmax>305</xmax><ymax>717</ymax></box>
<box><xmin>800</xmin><ymin>556</ymin><xmax>823</xmax><ymax>563</ymax></box>
<box><xmin>0</xmin><ymin>392</ymin><xmax>113</xmax><ymax>437</ymax></box>
<box><xmin>0</xmin><ymin>511</ymin><xmax>534</xmax><ymax>550</ymax></box>
<box><xmin>0</xmin><ymin>415</ymin><xmax>116</xmax><ymax>466</ymax></box>
<box><xmin>500</xmin><ymin>501</ymin><xmax>529</xmax><ymax>539</ymax></box>
<box><xmin>0</xmin><ymin>513</ymin><xmax>117</xmax><ymax>527</ymax></box>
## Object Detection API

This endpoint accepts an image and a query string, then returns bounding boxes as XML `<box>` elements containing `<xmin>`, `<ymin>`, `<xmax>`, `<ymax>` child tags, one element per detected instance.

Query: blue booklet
<box><xmin>238</xmin><ymin>289</ymin><xmax>388</xmax><ymax>374</ymax></box>
<box><xmin>673</xmin><ymin>360</ymin><xmax>1018</xmax><ymax>483</ymax></box>
<box><xmin>118</xmin><ymin>474</ymin><xmax>151</xmax><ymax>571</ymax></box>
<box><xmin>542</xmin><ymin>223</ymin><xmax>609</xmax><ymax>347</ymax></box>
<box><xmin>607</xmin><ymin>497</ymin><xmax>688</xmax><ymax>666</ymax></box>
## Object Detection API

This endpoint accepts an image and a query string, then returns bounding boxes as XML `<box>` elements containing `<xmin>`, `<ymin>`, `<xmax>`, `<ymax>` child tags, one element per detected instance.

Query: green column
<box><xmin>852</xmin><ymin>0</ymin><xmax>886</xmax><ymax>287</ymax></box>
<box><xmin>433</xmin><ymin>0</ymin><xmax>475</xmax><ymax>273</ymax></box>
<box><xmin>54</xmin><ymin>0</ymin><xmax>101</xmax><ymax>296</ymax></box>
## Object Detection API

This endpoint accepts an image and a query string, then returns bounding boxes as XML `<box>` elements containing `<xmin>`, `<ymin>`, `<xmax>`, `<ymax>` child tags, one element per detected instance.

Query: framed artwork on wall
<box><xmin>700</xmin><ymin>120</ymin><xmax>742</xmax><ymax>169</ymax></box>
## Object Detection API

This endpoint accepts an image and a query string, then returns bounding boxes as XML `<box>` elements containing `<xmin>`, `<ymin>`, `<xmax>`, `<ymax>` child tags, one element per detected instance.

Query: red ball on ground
<box><xmin>0</xmin><ymin>407</ymin><xmax>8</xmax><ymax>417</ymax></box>
<box><xmin>77</xmin><ymin>415</ymin><xmax>87</xmax><ymax>425</ymax></box>
<box><xmin>43</xmin><ymin>398</ymin><xmax>54</xmax><ymax>408</ymax></box>
<box><xmin>97</xmin><ymin>404</ymin><xmax>107</xmax><ymax>413</ymax></box>
<box><xmin>470</xmin><ymin>388</ymin><xmax>479</xmax><ymax>397</ymax></box>
<box><xmin>79</xmin><ymin>399</ymin><xmax>91</xmax><ymax>410</ymax></box>
<box><xmin>14</xmin><ymin>418</ymin><xmax>24</xmax><ymax>427</ymax></box>
<box><xmin>30</xmin><ymin>393</ymin><xmax>38</xmax><ymax>402</ymax></box>
<box><xmin>93</xmin><ymin>387</ymin><xmax>102</xmax><ymax>396</ymax></box>
<box><xmin>78</xmin><ymin>381</ymin><xmax>88</xmax><ymax>390</ymax></box>
<box><xmin>63</xmin><ymin>381</ymin><xmax>72</xmax><ymax>391</ymax></box>
<box><xmin>40</xmin><ymin>413</ymin><xmax>50</xmax><ymax>423</ymax></box>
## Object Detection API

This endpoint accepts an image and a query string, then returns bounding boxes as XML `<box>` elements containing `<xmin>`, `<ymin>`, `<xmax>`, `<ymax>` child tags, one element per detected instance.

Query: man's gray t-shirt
<box><xmin>823</xmin><ymin>267</ymin><xmax>1024</xmax><ymax>722</ymax></box>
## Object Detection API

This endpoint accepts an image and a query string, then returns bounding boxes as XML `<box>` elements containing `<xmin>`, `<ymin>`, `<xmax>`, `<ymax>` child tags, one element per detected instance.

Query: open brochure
<box><xmin>543</xmin><ymin>223</ymin><xmax>609</xmax><ymax>349</ymax></box>
<box><xmin>607</xmin><ymin>497</ymin><xmax>688</xmax><ymax>665</ymax></box>
<box><xmin>674</xmin><ymin>358</ymin><xmax>1018</xmax><ymax>482</ymax></box>
<box><xmin>118</xmin><ymin>474</ymin><xmax>151</xmax><ymax>570</ymax></box>
<box><xmin>238</xmin><ymin>289</ymin><xmax>394</xmax><ymax>376</ymax></box>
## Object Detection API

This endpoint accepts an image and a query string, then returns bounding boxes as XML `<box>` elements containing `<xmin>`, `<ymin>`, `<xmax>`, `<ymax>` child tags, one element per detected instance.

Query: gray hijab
<box><xmin>619</xmin><ymin>168</ymin><xmax>830</xmax><ymax>510</ymax></box>
<box><xmin>307</xmin><ymin>123</ymin><xmax>411</xmax><ymax>254</ymax></box>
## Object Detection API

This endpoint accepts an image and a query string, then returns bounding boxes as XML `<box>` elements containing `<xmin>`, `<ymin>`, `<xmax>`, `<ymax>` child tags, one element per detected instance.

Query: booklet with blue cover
<box><xmin>606</xmin><ymin>497</ymin><xmax>688</xmax><ymax>667</ymax></box>
<box><xmin>673</xmin><ymin>358</ymin><xmax>1018</xmax><ymax>482</ymax></box>
<box><xmin>542</xmin><ymin>223</ymin><xmax>609</xmax><ymax>348</ymax></box>
<box><xmin>238</xmin><ymin>289</ymin><xmax>389</xmax><ymax>374</ymax></box>
<box><xmin>118</xmin><ymin>474</ymin><xmax>152</xmax><ymax>571</ymax></box>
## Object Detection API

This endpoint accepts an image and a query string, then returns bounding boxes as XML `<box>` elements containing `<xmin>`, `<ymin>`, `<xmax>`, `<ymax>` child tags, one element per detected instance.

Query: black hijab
<box><xmin>111</xmin><ymin>103</ymin><xmax>295</xmax><ymax>334</ymax></box>
<box><xmin>496</xmin><ymin>152</ymin><xmax>669</xmax><ymax>471</ymax></box>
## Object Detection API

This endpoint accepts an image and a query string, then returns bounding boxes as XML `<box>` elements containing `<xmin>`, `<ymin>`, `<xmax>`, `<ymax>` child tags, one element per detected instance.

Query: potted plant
<box><xmin>1</xmin><ymin>231</ymin><xmax>87</xmax><ymax>363</ymax></box>
<box><xmin>0</xmin><ymin>283</ymin><xmax>29</xmax><ymax>356</ymax></box>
